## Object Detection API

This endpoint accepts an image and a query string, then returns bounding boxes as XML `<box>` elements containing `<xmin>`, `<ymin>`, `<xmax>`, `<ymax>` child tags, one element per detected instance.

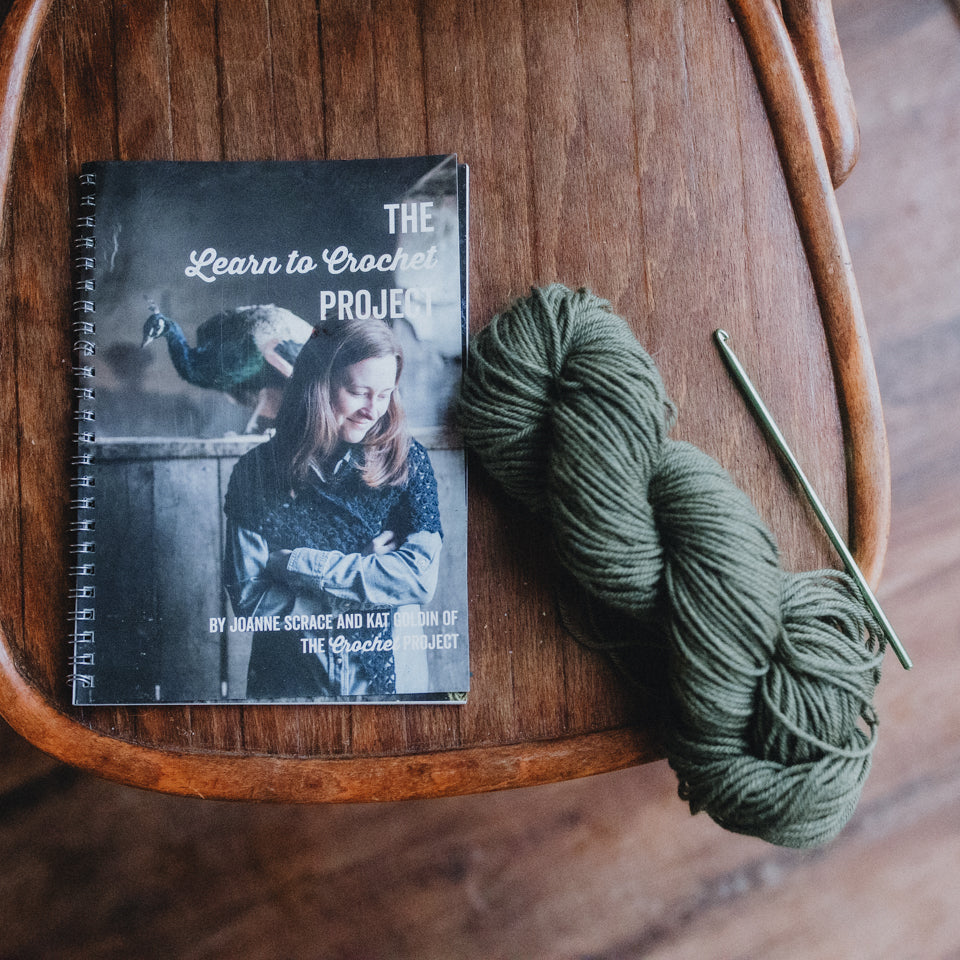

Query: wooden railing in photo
<box><xmin>0</xmin><ymin>0</ymin><xmax>889</xmax><ymax>804</ymax></box>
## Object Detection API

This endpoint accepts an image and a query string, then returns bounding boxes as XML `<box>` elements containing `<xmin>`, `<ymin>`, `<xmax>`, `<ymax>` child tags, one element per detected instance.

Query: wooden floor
<box><xmin>2</xmin><ymin>0</ymin><xmax>959</xmax><ymax>956</ymax></box>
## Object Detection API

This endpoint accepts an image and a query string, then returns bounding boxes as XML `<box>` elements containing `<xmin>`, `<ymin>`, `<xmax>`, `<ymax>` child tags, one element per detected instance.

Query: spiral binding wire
<box><xmin>70</xmin><ymin>169</ymin><xmax>97</xmax><ymax>697</ymax></box>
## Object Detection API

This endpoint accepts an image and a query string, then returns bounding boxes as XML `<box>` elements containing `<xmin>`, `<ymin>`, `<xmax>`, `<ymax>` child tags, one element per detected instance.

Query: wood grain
<box><xmin>2</xmin><ymin>0</ymin><xmax>957</xmax><ymax>956</ymax></box>
<box><xmin>0</xmin><ymin>0</ymin><xmax>886</xmax><ymax>801</ymax></box>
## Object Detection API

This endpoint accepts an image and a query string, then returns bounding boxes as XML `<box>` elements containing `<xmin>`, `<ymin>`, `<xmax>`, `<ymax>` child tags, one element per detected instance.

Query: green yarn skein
<box><xmin>458</xmin><ymin>284</ymin><xmax>886</xmax><ymax>848</ymax></box>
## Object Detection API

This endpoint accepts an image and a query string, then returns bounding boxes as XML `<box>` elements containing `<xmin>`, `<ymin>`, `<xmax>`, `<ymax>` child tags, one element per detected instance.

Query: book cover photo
<box><xmin>71</xmin><ymin>156</ymin><xmax>470</xmax><ymax>706</ymax></box>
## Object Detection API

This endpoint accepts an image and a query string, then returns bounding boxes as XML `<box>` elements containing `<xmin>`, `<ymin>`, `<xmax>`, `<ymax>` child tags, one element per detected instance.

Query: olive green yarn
<box><xmin>458</xmin><ymin>285</ymin><xmax>886</xmax><ymax>848</ymax></box>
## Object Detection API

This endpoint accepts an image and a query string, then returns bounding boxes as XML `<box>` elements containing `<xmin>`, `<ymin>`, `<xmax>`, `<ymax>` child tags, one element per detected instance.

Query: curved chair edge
<box><xmin>0</xmin><ymin>627</ymin><xmax>660</xmax><ymax>800</ymax></box>
<box><xmin>0</xmin><ymin>0</ymin><xmax>56</xmax><ymax>242</ymax></box>
<box><xmin>731</xmin><ymin>0</ymin><xmax>890</xmax><ymax>587</ymax></box>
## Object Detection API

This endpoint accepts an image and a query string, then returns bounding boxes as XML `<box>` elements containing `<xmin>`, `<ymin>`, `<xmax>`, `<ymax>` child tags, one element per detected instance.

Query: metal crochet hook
<box><xmin>714</xmin><ymin>329</ymin><xmax>911</xmax><ymax>670</ymax></box>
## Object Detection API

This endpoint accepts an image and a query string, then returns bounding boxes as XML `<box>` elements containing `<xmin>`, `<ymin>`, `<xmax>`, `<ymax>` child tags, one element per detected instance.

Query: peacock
<box><xmin>141</xmin><ymin>302</ymin><xmax>314</xmax><ymax>432</ymax></box>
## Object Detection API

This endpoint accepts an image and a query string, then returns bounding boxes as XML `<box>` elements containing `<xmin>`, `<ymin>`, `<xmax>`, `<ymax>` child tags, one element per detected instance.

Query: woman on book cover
<box><xmin>222</xmin><ymin>316</ymin><xmax>443</xmax><ymax>700</ymax></box>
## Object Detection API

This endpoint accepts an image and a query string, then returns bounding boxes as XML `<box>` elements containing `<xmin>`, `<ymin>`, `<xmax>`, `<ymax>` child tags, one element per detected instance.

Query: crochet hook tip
<box><xmin>713</xmin><ymin>328</ymin><xmax>912</xmax><ymax>671</ymax></box>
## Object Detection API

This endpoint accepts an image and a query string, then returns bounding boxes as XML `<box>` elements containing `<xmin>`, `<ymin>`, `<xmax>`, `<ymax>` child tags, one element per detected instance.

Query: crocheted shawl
<box><xmin>223</xmin><ymin>436</ymin><xmax>442</xmax><ymax>555</ymax></box>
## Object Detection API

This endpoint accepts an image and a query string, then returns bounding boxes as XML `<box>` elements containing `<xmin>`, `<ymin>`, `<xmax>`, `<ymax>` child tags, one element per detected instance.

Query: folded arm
<box><xmin>283</xmin><ymin>530</ymin><xmax>442</xmax><ymax>606</ymax></box>
<box><xmin>224</xmin><ymin>521</ymin><xmax>442</xmax><ymax>614</ymax></box>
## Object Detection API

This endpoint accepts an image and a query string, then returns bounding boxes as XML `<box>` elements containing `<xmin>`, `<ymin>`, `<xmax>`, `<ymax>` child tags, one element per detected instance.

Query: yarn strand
<box><xmin>458</xmin><ymin>285</ymin><xmax>886</xmax><ymax>848</ymax></box>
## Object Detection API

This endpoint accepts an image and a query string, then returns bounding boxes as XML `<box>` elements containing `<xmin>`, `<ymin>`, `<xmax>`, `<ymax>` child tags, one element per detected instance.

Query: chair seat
<box><xmin>0</xmin><ymin>0</ymin><xmax>888</xmax><ymax>801</ymax></box>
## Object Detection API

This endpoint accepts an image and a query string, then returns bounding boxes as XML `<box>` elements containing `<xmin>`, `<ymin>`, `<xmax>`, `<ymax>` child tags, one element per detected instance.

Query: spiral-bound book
<box><xmin>70</xmin><ymin>156</ymin><xmax>470</xmax><ymax>705</ymax></box>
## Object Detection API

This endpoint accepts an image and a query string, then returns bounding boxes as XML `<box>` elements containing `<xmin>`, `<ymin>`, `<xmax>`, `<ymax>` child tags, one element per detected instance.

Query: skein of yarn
<box><xmin>458</xmin><ymin>284</ymin><xmax>886</xmax><ymax>848</ymax></box>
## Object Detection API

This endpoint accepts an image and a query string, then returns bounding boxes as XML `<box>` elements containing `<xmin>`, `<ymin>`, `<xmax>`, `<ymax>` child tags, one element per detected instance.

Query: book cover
<box><xmin>70</xmin><ymin>156</ymin><xmax>469</xmax><ymax>705</ymax></box>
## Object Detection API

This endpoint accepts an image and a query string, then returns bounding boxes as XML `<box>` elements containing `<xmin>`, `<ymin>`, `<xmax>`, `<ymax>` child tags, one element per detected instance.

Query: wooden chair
<box><xmin>0</xmin><ymin>0</ymin><xmax>888</xmax><ymax>801</ymax></box>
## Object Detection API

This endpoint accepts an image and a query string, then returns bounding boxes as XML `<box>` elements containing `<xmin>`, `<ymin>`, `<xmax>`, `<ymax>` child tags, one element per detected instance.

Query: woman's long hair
<box><xmin>274</xmin><ymin>316</ymin><xmax>409</xmax><ymax>489</ymax></box>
